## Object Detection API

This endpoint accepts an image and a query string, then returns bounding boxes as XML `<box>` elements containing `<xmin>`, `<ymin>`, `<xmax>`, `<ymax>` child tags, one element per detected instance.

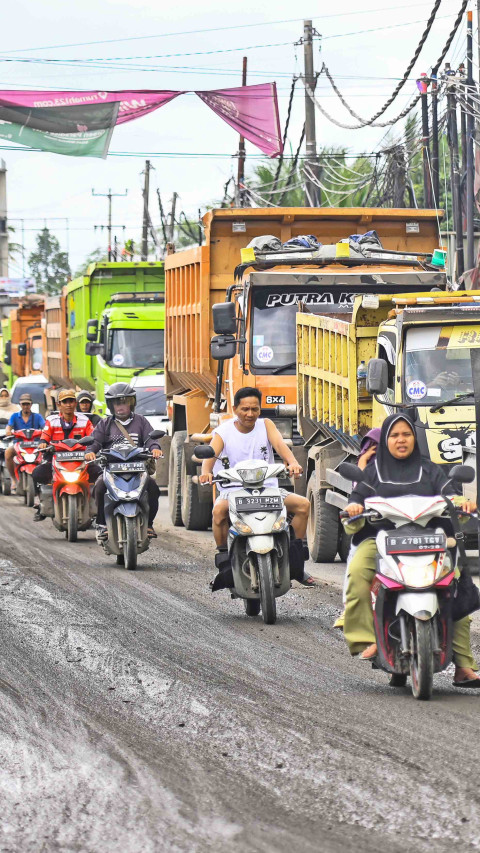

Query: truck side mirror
<box><xmin>86</xmin><ymin>319</ymin><xmax>98</xmax><ymax>342</ymax></box>
<box><xmin>18</xmin><ymin>343</ymin><xmax>27</xmax><ymax>357</ymax></box>
<box><xmin>85</xmin><ymin>341</ymin><xmax>105</xmax><ymax>357</ymax></box>
<box><xmin>212</xmin><ymin>302</ymin><xmax>236</xmax><ymax>335</ymax></box>
<box><xmin>367</xmin><ymin>358</ymin><xmax>388</xmax><ymax>395</ymax></box>
<box><xmin>4</xmin><ymin>340</ymin><xmax>11</xmax><ymax>365</ymax></box>
<box><xmin>210</xmin><ymin>335</ymin><xmax>236</xmax><ymax>361</ymax></box>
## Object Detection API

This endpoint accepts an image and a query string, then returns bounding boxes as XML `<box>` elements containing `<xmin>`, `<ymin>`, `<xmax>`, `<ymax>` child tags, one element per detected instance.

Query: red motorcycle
<box><xmin>38</xmin><ymin>438</ymin><xmax>95</xmax><ymax>541</ymax></box>
<box><xmin>11</xmin><ymin>428</ymin><xmax>43</xmax><ymax>506</ymax></box>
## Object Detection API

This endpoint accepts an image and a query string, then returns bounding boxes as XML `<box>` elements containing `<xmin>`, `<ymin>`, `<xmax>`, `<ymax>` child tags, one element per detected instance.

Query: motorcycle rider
<box><xmin>5</xmin><ymin>393</ymin><xmax>45</xmax><ymax>492</ymax></box>
<box><xmin>343</xmin><ymin>413</ymin><xmax>480</xmax><ymax>688</ymax></box>
<box><xmin>199</xmin><ymin>387</ymin><xmax>310</xmax><ymax>583</ymax></box>
<box><xmin>32</xmin><ymin>389</ymin><xmax>99</xmax><ymax>520</ymax></box>
<box><xmin>76</xmin><ymin>390</ymin><xmax>102</xmax><ymax>426</ymax></box>
<box><xmin>83</xmin><ymin>382</ymin><xmax>162</xmax><ymax>544</ymax></box>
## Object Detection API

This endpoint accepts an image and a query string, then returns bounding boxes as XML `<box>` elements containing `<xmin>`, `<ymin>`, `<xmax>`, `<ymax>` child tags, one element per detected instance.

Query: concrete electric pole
<box><xmin>303</xmin><ymin>19</ymin><xmax>320</xmax><ymax>207</ymax></box>
<box><xmin>92</xmin><ymin>187</ymin><xmax>128</xmax><ymax>261</ymax></box>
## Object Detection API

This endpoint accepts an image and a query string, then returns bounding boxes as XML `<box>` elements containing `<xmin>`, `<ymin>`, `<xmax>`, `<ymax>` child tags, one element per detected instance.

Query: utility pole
<box><xmin>156</xmin><ymin>188</ymin><xmax>168</xmax><ymax>250</ymax></box>
<box><xmin>236</xmin><ymin>57</ymin><xmax>247</xmax><ymax>207</ymax></box>
<box><xmin>466</xmin><ymin>11</ymin><xmax>475</xmax><ymax>270</ymax></box>
<box><xmin>141</xmin><ymin>160</ymin><xmax>152</xmax><ymax>261</ymax></box>
<box><xmin>417</xmin><ymin>73</ymin><xmax>433</xmax><ymax>208</ymax></box>
<box><xmin>92</xmin><ymin>187</ymin><xmax>127</xmax><ymax>260</ymax></box>
<box><xmin>446</xmin><ymin>65</ymin><xmax>465</xmax><ymax>278</ymax></box>
<box><xmin>167</xmin><ymin>192</ymin><xmax>178</xmax><ymax>243</ymax></box>
<box><xmin>303</xmin><ymin>19</ymin><xmax>320</xmax><ymax>207</ymax></box>
<box><xmin>431</xmin><ymin>72</ymin><xmax>440</xmax><ymax>205</ymax></box>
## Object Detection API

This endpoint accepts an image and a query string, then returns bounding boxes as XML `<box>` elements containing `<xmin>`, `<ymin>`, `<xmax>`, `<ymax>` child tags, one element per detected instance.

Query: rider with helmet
<box><xmin>76</xmin><ymin>390</ymin><xmax>102</xmax><ymax>426</ymax></box>
<box><xmin>84</xmin><ymin>382</ymin><xmax>163</xmax><ymax>543</ymax></box>
<box><xmin>32</xmin><ymin>388</ymin><xmax>101</xmax><ymax>520</ymax></box>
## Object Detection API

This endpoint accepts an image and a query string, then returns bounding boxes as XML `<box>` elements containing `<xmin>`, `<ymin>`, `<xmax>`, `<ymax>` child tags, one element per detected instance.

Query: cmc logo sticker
<box><xmin>257</xmin><ymin>346</ymin><xmax>274</xmax><ymax>364</ymax></box>
<box><xmin>407</xmin><ymin>380</ymin><xmax>427</xmax><ymax>400</ymax></box>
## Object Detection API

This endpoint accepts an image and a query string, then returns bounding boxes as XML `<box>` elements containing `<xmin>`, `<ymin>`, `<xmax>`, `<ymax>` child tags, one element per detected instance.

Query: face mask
<box><xmin>0</xmin><ymin>396</ymin><xmax>10</xmax><ymax>407</ymax></box>
<box><xmin>117</xmin><ymin>415</ymin><xmax>133</xmax><ymax>425</ymax></box>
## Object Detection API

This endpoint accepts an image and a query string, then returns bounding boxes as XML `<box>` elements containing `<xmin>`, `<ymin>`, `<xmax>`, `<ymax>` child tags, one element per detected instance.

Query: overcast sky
<box><xmin>1</xmin><ymin>0</ymin><xmax>470</xmax><ymax>276</ymax></box>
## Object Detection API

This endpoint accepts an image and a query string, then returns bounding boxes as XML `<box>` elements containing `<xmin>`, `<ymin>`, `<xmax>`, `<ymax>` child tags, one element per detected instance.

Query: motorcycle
<box><xmin>38</xmin><ymin>438</ymin><xmax>95</xmax><ymax>541</ymax></box>
<box><xmin>0</xmin><ymin>417</ymin><xmax>12</xmax><ymax>495</ymax></box>
<box><xmin>82</xmin><ymin>430</ymin><xmax>164</xmax><ymax>570</ymax></box>
<box><xmin>10</xmin><ymin>428</ymin><xmax>43</xmax><ymax>506</ymax></box>
<box><xmin>194</xmin><ymin>446</ymin><xmax>292</xmax><ymax>625</ymax></box>
<box><xmin>339</xmin><ymin>461</ymin><xmax>475</xmax><ymax>701</ymax></box>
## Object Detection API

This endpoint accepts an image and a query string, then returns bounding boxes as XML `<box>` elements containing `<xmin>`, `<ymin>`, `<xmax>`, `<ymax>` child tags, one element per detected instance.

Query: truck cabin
<box><xmin>86</xmin><ymin>292</ymin><xmax>165</xmax><ymax>371</ymax></box>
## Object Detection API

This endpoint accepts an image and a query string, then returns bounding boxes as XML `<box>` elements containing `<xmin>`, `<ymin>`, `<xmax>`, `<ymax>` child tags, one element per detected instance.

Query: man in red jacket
<box><xmin>32</xmin><ymin>389</ymin><xmax>100</xmax><ymax>520</ymax></box>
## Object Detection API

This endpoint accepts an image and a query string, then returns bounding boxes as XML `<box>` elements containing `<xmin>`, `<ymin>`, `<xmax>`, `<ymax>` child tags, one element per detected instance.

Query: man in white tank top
<box><xmin>199</xmin><ymin>387</ymin><xmax>309</xmax><ymax>560</ymax></box>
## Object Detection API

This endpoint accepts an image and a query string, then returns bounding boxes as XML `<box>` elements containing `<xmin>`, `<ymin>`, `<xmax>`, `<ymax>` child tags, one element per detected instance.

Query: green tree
<box><xmin>73</xmin><ymin>246</ymin><xmax>108</xmax><ymax>278</ymax></box>
<box><xmin>28</xmin><ymin>228</ymin><xmax>71</xmax><ymax>294</ymax></box>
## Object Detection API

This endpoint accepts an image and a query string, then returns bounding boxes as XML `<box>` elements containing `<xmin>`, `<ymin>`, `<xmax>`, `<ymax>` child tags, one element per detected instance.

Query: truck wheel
<box><xmin>168</xmin><ymin>430</ymin><xmax>187</xmax><ymax>527</ymax></box>
<box><xmin>306</xmin><ymin>474</ymin><xmax>339</xmax><ymax>563</ymax></box>
<box><xmin>244</xmin><ymin>599</ymin><xmax>261</xmax><ymax>617</ymax></box>
<box><xmin>180</xmin><ymin>450</ymin><xmax>211</xmax><ymax>531</ymax></box>
<box><xmin>2</xmin><ymin>474</ymin><xmax>10</xmax><ymax>496</ymax></box>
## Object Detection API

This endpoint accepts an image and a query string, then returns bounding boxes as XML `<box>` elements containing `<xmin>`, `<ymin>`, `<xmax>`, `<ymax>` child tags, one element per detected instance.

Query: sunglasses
<box><xmin>21</xmin><ymin>401</ymin><xmax>31</xmax><ymax>405</ymax></box>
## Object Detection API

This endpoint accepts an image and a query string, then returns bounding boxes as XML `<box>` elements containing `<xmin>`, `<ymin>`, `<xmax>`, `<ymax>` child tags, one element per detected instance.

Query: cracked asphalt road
<box><xmin>1</xmin><ymin>494</ymin><xmax>480</xmax><ymax>852</ymax></box>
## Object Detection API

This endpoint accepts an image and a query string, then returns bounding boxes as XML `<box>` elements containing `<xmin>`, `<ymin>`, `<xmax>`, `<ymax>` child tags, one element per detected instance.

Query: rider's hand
<box><xmin>345</xmin><ymin>503</ymin><xmax>364</xmax><ymax>517</ymax></box>
<box><xmin>85</xmin><ymin>452</ymin><xmax>96</xmax><ymax>462</ymax></box>
<box><xmin>358</xmin><ymin>446</ymin><xmax>376</xmax><ymax>470</ymax></box>
<box><xmin>152</xmin><ymin>448</ymin><xmax>162</xmax><ymax>459</ymax></box>
<box><xmin>199</xmin><ymin>472</ymin><xmax>213</xmax><ymax>485</ymax></box>
<box><xmin>287</xmin><ymin>462</ymin><xmax>303</xmax><ymax>479</ymax></box>
<box><xmin>38</xmin><ymin>442</ymin><xmax>48</xmax><ymax>450</ymax></box>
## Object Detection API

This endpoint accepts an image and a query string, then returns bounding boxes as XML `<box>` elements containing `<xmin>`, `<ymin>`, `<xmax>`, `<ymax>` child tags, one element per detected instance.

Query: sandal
<box><xmin>359</xmin><ymin>643</ymin><xmax>378</xmax><ymax>661</ymax></box>
<box><xmin>147</xmin><ymin>528</ymin><xmax>157</xmax><ymax>539</ymax></box>
<box><xmin>297</xmin><ymin>572</ymin><xmax>317</xmax><ymax>587</ymax></box>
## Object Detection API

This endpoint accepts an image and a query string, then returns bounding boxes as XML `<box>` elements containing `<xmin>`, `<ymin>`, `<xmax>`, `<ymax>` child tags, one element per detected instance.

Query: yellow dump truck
<box><xmin>296</xmin><ymin>291</ymin><xmax>480</xmax><ymax>562</ymax></box>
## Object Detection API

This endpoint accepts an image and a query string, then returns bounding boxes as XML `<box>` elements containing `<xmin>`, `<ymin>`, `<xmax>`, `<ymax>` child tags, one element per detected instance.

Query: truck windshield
<box><xmin>404</xmin><ymin>325</ymin><xmax>474</xmax><ymax>404</ymax></box>
<box><xmin>135</xmin><ymin>387</ymin><xmax>167</xmax><ymax>416</ymax></box>
<box><xmin>251</xmin><ymin>289</ymin><xmax>304</xmax><ymax>372</ymax></box>
<box><xmin>109</xmin><ymin>329</ymin><xmax>165</xmax><ymax>369</ymax></box>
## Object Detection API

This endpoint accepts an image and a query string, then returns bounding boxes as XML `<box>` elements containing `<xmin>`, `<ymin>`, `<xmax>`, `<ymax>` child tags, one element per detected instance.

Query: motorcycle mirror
<box><xmin>338</xmin><ymin>462</ymin><xmax>364</xmax><ymax>482</ymax></box>
<box><xmin>193</xmin><ymin>444</ymin><xmax>215</xmax><ymax>459</ymax></box>
<box><xmin>148</xmin><ymin>429</ymin><xmax>165</xmax><ymax>439</ymax></box>
<box><xmin>79</xmin><ymin>436</ymin><xmax>95</xmax><ymax>446</ymax></box>
<box><xmin>447</xmin><ymin>464</ymin><xmax>475</xmax><ymax>485</ymax></box>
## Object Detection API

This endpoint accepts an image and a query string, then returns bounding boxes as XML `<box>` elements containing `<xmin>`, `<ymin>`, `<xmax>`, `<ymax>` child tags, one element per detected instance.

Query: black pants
<box><xmin>32</xmin><ymin>461</ymin><xmax>102</xmax><ymax>486</ymax></box>
<box><xmin>94</xmin><ymin>475</ymin><xmax>160</xmax><ymax>526</ymax></box>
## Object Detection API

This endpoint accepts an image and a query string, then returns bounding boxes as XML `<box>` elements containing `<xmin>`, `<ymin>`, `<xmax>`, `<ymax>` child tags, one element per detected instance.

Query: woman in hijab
<box><xmin>343</xmin><ymin>413</ymin><xmax>480</xmax><ymax>688</ymax></box>
<box><xmin>0</xmin><ymin>387</ymin><xmax>19</xmax><ymax>420</ymax></box>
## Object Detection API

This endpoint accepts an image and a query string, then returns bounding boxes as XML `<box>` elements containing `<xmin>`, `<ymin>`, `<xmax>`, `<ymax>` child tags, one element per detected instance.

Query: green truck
<box><xmin>65</xmin><ymin>262</ymin><xmax>165</xmax><ymax>413</ymax></box>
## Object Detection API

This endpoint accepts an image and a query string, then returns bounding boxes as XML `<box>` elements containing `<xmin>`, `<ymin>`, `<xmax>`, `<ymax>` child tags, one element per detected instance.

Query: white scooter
<box><xmin>194</xmin><ymin>446</ymin><xmax>292</xmax><ymax>624</ymax></box>
<box><xmin>339</xmin><ymin>462</ymin><xmax>476</xmax><ymax>700</ymax></box>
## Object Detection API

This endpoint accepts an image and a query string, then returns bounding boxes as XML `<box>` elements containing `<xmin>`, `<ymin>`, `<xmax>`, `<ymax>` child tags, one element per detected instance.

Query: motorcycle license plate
<box><xmin>55</xmin><ymin>452</ymin><xmax>85</xmax><ymax>461</ymax></box>
<box><xmin>235</xmin><ymin>495</ymin><xmax>283</xmax><ymax>512</ymax></box>
<box><xmin>108</xmin><ymin>462</ymin><xmax>145</xmax><ymax>473</ymax></box>
<box><xmin>385</xmin><ymin>532</ymin><xmax>447</xmax><ymax>554</ymax></box>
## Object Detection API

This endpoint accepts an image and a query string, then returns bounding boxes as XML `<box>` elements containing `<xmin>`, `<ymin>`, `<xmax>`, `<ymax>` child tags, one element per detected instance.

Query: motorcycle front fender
<box><xmin>246</xmin><ymin>534</ymin><xmax>274</xmax><ymax>555</ymax></box>
<box><xmin>396</xmin><ymin>591</ymin><xmax>439</xmax><ymax>620</ymax></box>
<box><xmin>58</xmin><ymin>484</ymin><xmax>85</xmax><ymax>497</ymax></box>
<box><xmin>113</xmin><ymin>501</ymin><xmax>141</xmax><ymax>517</ymax></box>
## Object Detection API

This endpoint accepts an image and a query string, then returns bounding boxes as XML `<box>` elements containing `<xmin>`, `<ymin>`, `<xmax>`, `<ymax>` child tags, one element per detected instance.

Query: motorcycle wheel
<box><xmin>244</xmin><ymin>599</ymin><xmax>261</xmax><ymax>617</ymax></box>
<box><xmin>23</xmin><ymin>473</ymin><xmax>28</xmax><ymax>504</ymax></box>
<box><xmin>409</xmin><ymin>618</ymin><xmax>433</xmax><ymax>701</ymax></box>
<box><xmin>26</xmin><ymin>475</ymin><xmax>35</xmax><ymax>507</ymax></box>
<box><xmin>257</xmin><ymin>552</ymin><xmax>276</xmax><ymax>625</ymax></box>
<box><xmin>124</xmin><ymin>516</ymin><xmax>138</xmax><ymax>571</ymax></box>
<box><xmin>67</xmin><ymin>494</ymin><xmax>78</xmax><ymax>542</ymax></box>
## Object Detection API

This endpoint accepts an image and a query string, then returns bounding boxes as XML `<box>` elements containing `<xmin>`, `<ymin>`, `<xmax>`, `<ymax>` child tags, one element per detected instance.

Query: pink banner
<box><xmin>196</xmin><ymin>83</ymin><xmax>282</xmax><ymax>158</ymax></box>
<box><xmin>0</xmin><ymin>89</ymin><xmax>183</xmax><ymax>125</ymax></box>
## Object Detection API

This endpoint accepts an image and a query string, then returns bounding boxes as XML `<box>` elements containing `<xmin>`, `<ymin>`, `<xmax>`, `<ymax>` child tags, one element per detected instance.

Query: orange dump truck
<box><xmin>3</xmin><ymin>295</ymin><xmax>45</xmax><ymax>379</ymax></box>
<box><xmin>164</xmin><ymin>206</ymin><xmax>446</xmax><ymax>531</ymax></box>
<box><xmin>42</xmin><ymin>294</ymin><xmax>69</xmax><ymax>387</ymax></box>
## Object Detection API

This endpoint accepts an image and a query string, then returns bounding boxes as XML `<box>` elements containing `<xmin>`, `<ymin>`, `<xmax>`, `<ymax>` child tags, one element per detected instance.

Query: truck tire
<box><xmin>180</xmin><ymin>450</ymin><xmax>212</xmax><ymax>531</ymax></box>
<box><xmin>306</xmin><ymin>473</ymin><xmax>339</xmax><ymax>563</ymax></box>
<box><xmin>168</xmin><ymin>430</ymin><xmax>187</xmax><ymax>527</ymax></box>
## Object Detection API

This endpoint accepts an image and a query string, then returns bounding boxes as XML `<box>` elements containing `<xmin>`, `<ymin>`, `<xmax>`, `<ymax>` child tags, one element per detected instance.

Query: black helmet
<box><xmin>77</xmin><ymin>390</ymin><xmax>95</xmax><ymax>410</ymax></box>
<box><xmin>105</xmin><ymin>382</ymin><xmax>136</xmax><ymax>415</ymax></box>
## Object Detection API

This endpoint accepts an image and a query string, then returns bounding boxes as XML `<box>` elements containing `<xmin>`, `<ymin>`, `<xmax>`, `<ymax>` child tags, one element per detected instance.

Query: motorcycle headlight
<box><xmin>272</xmin><ymin>517</ymin><xmax>286</xmax><ymax>531</ymax></box>
<box><xmin>236</xmin><ymin>466</ymin><xmax>268</xmax><ymax>484</ymax></box>
<box><xmin>22</xmin><ymin>453</ymin><xmax>36</xmax><ymax>463</ymax></box>
<box><xmin>233</xmin><ymin>519</ymin><xmax>253</xmax><ymax>535</ymax></box>
<box><xmin>62</xmin><ymin>471</ymin><xmax>81</xmax><ymax>483</ymax></box>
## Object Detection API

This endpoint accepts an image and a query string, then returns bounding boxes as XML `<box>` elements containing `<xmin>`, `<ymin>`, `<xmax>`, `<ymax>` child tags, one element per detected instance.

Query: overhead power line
<box><xmin>305</xmin><ymin>0</ymin><xmax>468</xmax><ymax>130</ymax></box>
<box><xmin>0</xmin><ymin>3</ymin><xmax>441</xmax><ymax>54</ymax></box>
